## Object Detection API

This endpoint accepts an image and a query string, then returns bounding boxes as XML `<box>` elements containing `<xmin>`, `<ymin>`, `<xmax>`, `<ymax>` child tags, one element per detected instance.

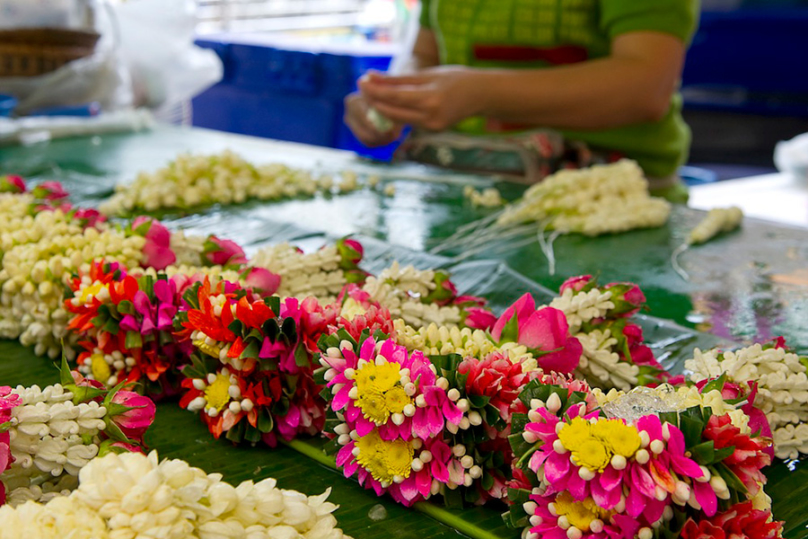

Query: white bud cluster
<box><xmin>497</xmin><ymin>160</ymin><xmax>671</xmax><ymax>236</ymax></box>
<box><xmin>574</xmin><ymin>330</ymin><xmax>639</xmax><ymax>391</ymax></box>
<box><xmin>688</xmin><ymin>206</ymin><xmax>743</xmax><ymax>245</ymax></box>
<box><xmin>250</xmin><ymin>242</ymin><xmax>347</xmax><ymax>304</ymax></box>
<box><xmin>550</xmin><ymin>288</ymin><xmax>614</xmax><ymax>334</ymax></box>
<box><xmin>463</xmin><ymin>185</ymin><xmax>504</xmax><ymax>208</ymax></box>
<box><xmin>361</xmin><ymin>262</ymin><xmax>462</xmax><ymax>329</ymax></box>
<box><xmin>0</xmin><ymin>214</ymin><xmax>146</xmax><ymax>358</ymax></box>
<box><xmin>393</xmin><ymin>320</ymin><xmax>538</xmax><ymax>372</ymax></box>
<box><xmin>1</xmin><ymin>383</ymin><xmax>109</xmax><ymax>504</ymax></box>
<box><xmin>686</xmin><ymin>344</ymin><xmax>808</xmax><ymax>459</ymax></box>
<box><xmin>98</xmin><ymin>150</ymin><xmax>360</xmax><ymax>216</ymax></box>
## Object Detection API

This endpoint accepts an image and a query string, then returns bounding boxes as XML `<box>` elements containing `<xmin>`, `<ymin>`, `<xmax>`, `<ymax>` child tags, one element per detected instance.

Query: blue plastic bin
<box><xmin>193</xmin><ymin>34</ymin><xmax>395</xmax><ymax>157</ymax></box>
<box><xmin>0</xmin><ymin>94</ymin><xmax>17</xmax><ymax>117</ymax></box>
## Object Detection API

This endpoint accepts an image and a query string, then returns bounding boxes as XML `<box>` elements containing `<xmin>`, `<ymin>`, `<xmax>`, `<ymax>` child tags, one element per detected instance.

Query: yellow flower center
<box><xmin>572</xmin><ymin>438</ymin><xmax>611</xmax><ymax>472</ymax></box>
<box><xmin>357</xmin><ymin>389</ymin><xmax>390</xmax><ymax>424</ymax></box>
<box><xmin>558</xmin><ymin>417</ymin><xmax>593</xmax><ymax>450</ymax></box>
<box><xmin>591</xmin><ymin>419</ymin><xmax>642</xmax><ymax>458</ymax></box>
<box><xmin>384</xmin><ymin>386</ymin><xmax>411</xmax><ymax>414</ymax></box>
<box><xmin>79</xmin><ymin>283</ymin><xmax>105</xmax><ymax>304</ymax></box>
<box><xmin>355</xmin><ymin>362</ymin><xmax>401</xmax><ymax>393</ymax></box>
<box><xmin>554</xmin><ymin>492</ymin><xmax>612</xmax><ymax>531</ymax></box>
<box><xmin>90</xmin><ymin>353</ymin><xmax>111</xmax><ymax>384</ymax></box>
<box><xmin>355</xmin><ymin>430</ymin><xmax>413</xmax><ymax>483</ymax></box>
<box><xmin>204</xmin><ymin>374</ymin><xmax>232</xmax><ymax>412</ymax></box>
<box><xmin>194</xmin><ymin>339</ymin><xmax>223</xmax><ymax>359</ymax></box>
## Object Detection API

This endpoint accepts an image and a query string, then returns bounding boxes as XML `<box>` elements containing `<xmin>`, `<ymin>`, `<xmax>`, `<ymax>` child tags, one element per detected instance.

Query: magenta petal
<box><xmin>631</xmin><ymin>464</ymin><xmax>656</xmax><ymax>497</ymax></box>
<box><xmin>430</xmin><ymin>459</ymin><xmax>449</xmax><ymax>482</ymax></box>
<box><xmin>599</xmin><ymin>465</ymin><xmax>622</xmax><ymax>492</ymax></box>
<box><xmin>141</xmin><ymin>316</ymin><xmax>155</xmax><ymax>335</ymax></box>
<box><xmin>611</xmin><ymin>514</ymin><xmax>640</xmax><ymax>539</ymax></box>
<box><xmin>590</xmin><ymin>475</ymin><xmax>612</xmax><ymax>508</ymax></box>
<box><xmin>399</xmin><ymin>476</ymin><xmax>419</xmax><ymax>502</ymax></box>
<box><xmin>544</xmin><ymin>452</ymin><xmax>570</xmax><ymax>484</ymax></box>
<box><xmin>332</xmin><ymin>384</ymin><xmax>353</xmax><ymax>411</ymax></box>
<box><xmin>246</xmin><ymin>268</ymin><xmax>281</xmax><ymax>295</ymax></box>
<box><xmin>442</xmin><ymin>399</ymin><xmax>463</xmax><ymax>425</ymax></box>
<box><xmin>360</xmin><ymin>338</ymin><xmax>376</xmax><ymax>360</ymax></box>
<box><xmin>643</xmin><ymin>497</ymin><xmax>667</xmax><ymax>523</ymax></box>
<box><xmin>416</xmin><ymin>469</ymin><xmax>431</xmax><ymax>498</ymax></box>
<box><xmin>356</xmin><ymin>415</ymin><xmax>375</xmax><ymax>437</ymax></box>
<box><xmin>625</xmin><ymin>488</ymin><xmax>645</xmax><ymax>518</ymax></box>
<box><xmin>538</xmin><ymin>336</ymin><xmax>582</xmax><ymax>375</ymax></box>
<box><xmin>336</xmin><ymin>443</ymin><xmax>354</xmax><ymax>467</ymax></box>
<box><xmin>519</xmin><ymin>307</ymin><xmax>567</xmax><ymax>350</ymax></box>
<box><xmin>119</xmin><ymin>315</ymin><xmax>139</xmax><ymax>332</ymax></box>
<box><xmin>143</xmin><ymin>243</ymin><xmax>176</xmax><ymax>271</ymax></box>
<box><xmin>566</xmin><ymin>466</ymin><xmax>588</xmax><ymax>499</ymax></box>
<box><xmin>671</xmin><ymin>455</ymin><xmax>704</xmax><ymax>479</ymax></box>
<box><xmin>693</xmin><ymin>478</ymin><xmax>718</xmax><ymax>516</ymax></box>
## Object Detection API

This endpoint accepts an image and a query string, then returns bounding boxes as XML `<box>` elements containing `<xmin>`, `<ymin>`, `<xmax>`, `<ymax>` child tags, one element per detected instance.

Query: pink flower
<box><xmin>458</xmin><ymin>353</ymin><xmax>531</xmax><ymax>421</ymax></box>
<box><xmin>464</xmin><ymin>307</ymin><xmax>497</xmax><ymax>331</ymax></box>
<box><xmin>245</xmin><ymin>267</ymin><xmax>281</xmax><ymax>295</ymax></box>
<box><xmin>35</xmin><ymin>202</ymin><xmax>73</xmax><ymax>213</ymax></box>
<box><xmin>132</xmin><ymin>216</ymin><xmax>175</xmax><ymax>270</ymax></box>
<box><xmin>337</xmin><ymin>238</ymin><xmax>364</xmax><ymax>265</ymax></box>
<box><xmin>559</xmin><ymin>275</ymin><xmax>593</xmax><ymax>294</ymax></box>
<box><xmin>0</xmin><ymin>174</ymin><xmax>26</xmax><ymax>193</ymax></box>
<box><xmin>605</xmin><ymin>282</ymin><xmax>646</xmax><ymax>317</ymax></box>
<box><xmin>204</xmin><ymin>236</ymin><xmax>247</xmax><ymax>266</ymax></box>
<box><xmin>682</xmin><ymin>502</ymin><xmax>782</xmax><ymax>539</ymax></box>
<box><xmin>72</xmin><ymin>208</ymin><xmax>107</xmax><ymax>229</ymax></box>
<box><xmin>32</xmin><ymin>180</ymin><xmax>69</xmax><ymax>201</ymax></box>
<box><xmin>109</xmin><ymin>390</ymin><xmax>156</xmax><ymax>441</ymax></box>
<box><xmin>492</xmin><ymin>294</ymin><xmax>582</xmax><ymax>374</ymax></box>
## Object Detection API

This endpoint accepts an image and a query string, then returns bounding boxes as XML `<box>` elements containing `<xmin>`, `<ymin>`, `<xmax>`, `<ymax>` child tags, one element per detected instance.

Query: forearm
<box><xmin>477</xmin><ymin>57</ymin><xmax>677</xmax><ymax>131</ymax></box>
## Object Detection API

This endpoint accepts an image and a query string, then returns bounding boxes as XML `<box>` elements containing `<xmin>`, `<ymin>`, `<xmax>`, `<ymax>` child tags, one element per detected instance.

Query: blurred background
<box><xmin>1</xmin><ymin>0</ymin><xmax>807</xmax><ymax>181</ymax></box>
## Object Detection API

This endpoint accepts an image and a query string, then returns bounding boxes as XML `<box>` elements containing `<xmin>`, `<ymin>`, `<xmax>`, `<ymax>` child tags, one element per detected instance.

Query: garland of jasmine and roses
<box><xmin>0</xmin><ymin>173</ymin><xmax>804</xmax><ymax>539</ymax></box>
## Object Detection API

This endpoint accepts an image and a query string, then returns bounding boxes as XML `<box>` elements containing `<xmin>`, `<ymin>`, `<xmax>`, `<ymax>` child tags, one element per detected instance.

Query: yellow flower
<box><xmin>355</xmin><ymin>430</ymin><xmax>413</xmax><ymax>483</ymax></box>
<box><xmin>591</xmin><ymin>419</ymin><xmax>641</xmax><ymax>458</ymax></box>
<box><xmin>355</xmin><ymin>362</ymin><xmax>401</xmax><ymax>394</ymax></box>
<box><xmin>554</xmin><ymin>492</ymin><xmax>612</xmax><ymax>531</ymax></box>
<box><xmin>383</xmin><ymin>440</ymin><xmax>414</xmax><ymax>479</ymax></box>
<box><xmin>357</xmin><ymin>389</ymin><xmax>390</xmax><ymax>424</ymax></box>
<box><xmin>572</xmin><ymin>438</ymin><xmax>611</xmax><ymax>472</ymax></box>
<box><xmin>79</xmin><ymin>282</ymin><xmax>105</xmax><ymax>304</ymax></box>
<box><xmin>384</xmin><ymin>386</ymin><xmax>411</xmax><ymax>414</ymax></box>
<box><xmin>557</xmin><ymin>417</ymin><xmax>592</xmax><ymax>451</ymax></box>
<box><xmin>90</xmin><ymin>354</ymin><xmax>111</xmax><ymax>384</ymax></box>
<box><xmin>204</xmin><ymin>374</ymin><xmax>231</xmax><ymax>412</ymax></box>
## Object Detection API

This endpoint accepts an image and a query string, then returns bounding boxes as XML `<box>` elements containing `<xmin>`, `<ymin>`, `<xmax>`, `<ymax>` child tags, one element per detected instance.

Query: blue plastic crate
<box><xmin>0</xmin><ymin>94</ymin><xmax>16</xmax><ymax>117</ymax></box>
<box><xmin>683</xmin><ymin>8</ymin><xmax>808</xmax><ymax>96</ymax></box>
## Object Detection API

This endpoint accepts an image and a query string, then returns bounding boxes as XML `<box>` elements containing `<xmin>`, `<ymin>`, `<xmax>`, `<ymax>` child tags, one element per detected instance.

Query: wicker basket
<box><xmin>0</xmin><ymin>28</ymin><xmax>101</xmax><ymax>78</ymax></box>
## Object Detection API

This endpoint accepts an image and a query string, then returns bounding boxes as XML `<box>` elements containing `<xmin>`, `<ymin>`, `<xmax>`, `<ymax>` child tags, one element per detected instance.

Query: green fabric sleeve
<box><xmin>599</xmin><ymin>0</ymin><xmax>700</xmax><ymax>44</ymax></box>
<box><xmin>419</xmin><ymin>0</ymin><xmax>432</xmax><ymax>28</ymax></box>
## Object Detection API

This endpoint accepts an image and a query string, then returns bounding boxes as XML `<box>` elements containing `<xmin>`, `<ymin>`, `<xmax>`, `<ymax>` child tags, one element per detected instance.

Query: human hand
<box><xmin>343</xmin><ymin>92</ymin><xmax>404</xmax><ymax>147</ymax></box>
<box><xmin>358</xmin><ymin>67</ymin><xmax>485</xmax><ymax>132</ymax></box>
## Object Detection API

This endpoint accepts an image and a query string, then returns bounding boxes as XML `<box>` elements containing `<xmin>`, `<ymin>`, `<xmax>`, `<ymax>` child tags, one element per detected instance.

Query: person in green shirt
<box><xmin>344</xmin><ymin>0</ymin><xmax>700</xmax><ymax>201</ymax></box>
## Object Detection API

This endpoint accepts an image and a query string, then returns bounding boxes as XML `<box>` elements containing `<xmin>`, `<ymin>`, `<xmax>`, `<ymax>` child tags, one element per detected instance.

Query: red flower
<box><xmin>682</xmin><ymin>502</ymin><xmax>782</xmax><ymax>539</ymax></box>
<box><xmin>703</xmin><ymin>414</ymin><xmax>771</xmax><ymax>496</ymax></box>
<box><xmin>559</xmin><ymin>275</ymin><xmax>593</xmax><ymax>294</ymax></box>
<box><xmin>457</xmin><ymin>353</ymin><xmax>531</xmax><ymax>422</ymax></box>
<box><xmin>204</xmin><ymin>236</ymin><xmax>248</xmax><ymax>266</ymax></box>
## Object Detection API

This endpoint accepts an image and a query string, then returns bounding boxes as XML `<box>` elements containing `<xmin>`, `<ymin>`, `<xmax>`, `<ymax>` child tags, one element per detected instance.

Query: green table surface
<box><xmin>1</xmin><ymin>125</ymin><xmax>807</xmax><ymax>538</ymax></box>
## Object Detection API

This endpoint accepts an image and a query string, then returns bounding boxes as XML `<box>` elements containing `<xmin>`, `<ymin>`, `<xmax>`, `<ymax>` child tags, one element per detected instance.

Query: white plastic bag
<box><xmin>112</xmin><ymin>0</ymin><xmax>223</xmax><ymax>116</ymax></box>
<box><xmin>0</xmin><ymin>0</ymin><xmax>92</xmax><ymax>30</ymax></box>
<box><xmin>774</xmin><ymin>133</ymin><xmax>808</xmax><ymax>185</ymax></box>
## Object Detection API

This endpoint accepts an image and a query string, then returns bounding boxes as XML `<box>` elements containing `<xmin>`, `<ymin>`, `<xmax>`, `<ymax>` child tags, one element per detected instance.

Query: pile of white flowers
<box><xmin>98</xmin><ymin>150</ymin><xmax>363</xmax><ymax>216</ymax></box>
<box><xmin>393</xmin><ymin>319</ymin><xmax>538</xmax><ymax>371</ymax></box>
<box><xmin>359</xmin><ymin>262</ymin><xmax>462</xmax><ymax>329</ymax></box>
<box><xmin>1</xmin><ymin>383</ymin><xmax>109</xmax><ymax>506</ymax></box>
<box><xmin>0</xmin><ymin>451</ymin><xmax>352</xmax><ymax>539</ymax></box>
<box><xmin>0</xmin><ymin>203</ymin><xmax>146</xmax><ymax>358</ymax></box>
<box><xmin>496</xmin><ymin>160</ymin><xmax>671</xmax><ymax>236</ymax></box>
<box><xmin>250</xmin><ymin>243</ymin><xmax>349</xmax><ymax>304</ymax></box>
<box><xmin>686</xmin><ymin>343</ymin><xmax>808</xmax><ymax>459</ymax></box>
<box><xmin>550</xmin><ymin>287</ymin><xmax>640</xmax><ymax>391</ymax></box>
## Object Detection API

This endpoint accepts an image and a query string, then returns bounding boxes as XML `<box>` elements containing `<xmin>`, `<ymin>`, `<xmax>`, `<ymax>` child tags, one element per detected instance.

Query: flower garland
<box><xmin>64</xmin><ymin>261</ymin><xmax>203</xmax><ymax>396</ymax></box>
<box><xmin>496</xmin><ymin>160</ymin><xmax>671</xmax><ymax>236</ymax></box>
<box><xmin>504</xmin><ymin>383</ymin><xmax>782</xmax><ymax>539</ymax></box>
<box><xmin>0</xmin><ymin>365</ymin><xmax>156</xmax><ymax>507</ymax></box>
<box><xmin>97</xmin><ymin>150</ymin><xmax>363</xmax><ymax>216</ymax></box>
<box><xmin>685</xmin><ymin>340</ymin><xmax>808</xmax><ymax>459</ymax></box>
<box><xmin>550</xmin><ymin>276</ymin><xmax>666</xmax><ymax>391</ymax></box>
<box><xmin>0</xmin><ymin>450</ymin><xmax>352</xmax><ymax>539</ymax></box>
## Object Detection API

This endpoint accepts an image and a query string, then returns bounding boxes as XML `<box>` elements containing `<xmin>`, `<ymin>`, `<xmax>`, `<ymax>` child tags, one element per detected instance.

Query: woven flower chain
<box><xmin>686</xmin><ymin>339</ymin><xmax>808</xmax><ymax>460</ymax></box>
<box><xmin>316</xmin><ymin>311</ymin><xmax>584</xmax><ymax>508</ymax></box>
<box><xmin>504</xmin><ymin>383</ymin><xmax>782</xmax><ymax>539</ymax></box>
<box><xmin>0</xmin><ymin>450</ymin><xmax>352</xmax><ymax>539</ymax></box>
<box><xmin>495</xmin><ymin>160</ymin><xmax>672</xmax><ymax>236</ymax></box>
<box><xmin>98</xmin><ymin>149</ymin><xmax>368</xmax><ymax>217</ymax></box>
<box><xmin>0</xmin><ymin>361</ymin><xmax>156</xmax><ymax>507</ymax></box>
<box><xmin>65</xmin><ymin>261</ymin><xmax>200</xmax><ymax>396</ymax></box>
<box><xmin>549</xmin><ymin>275</ymin><xmax>671</xmax><ymax>390</ymax></box>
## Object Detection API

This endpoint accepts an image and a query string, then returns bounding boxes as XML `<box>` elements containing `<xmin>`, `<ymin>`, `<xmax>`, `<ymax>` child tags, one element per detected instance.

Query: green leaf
<box><xmin>125</xmin><ymin>331</ymin><xmax>143</xmax><ymax>349</ymax></box>
<box><xmin>701</xmin><ymin>373</ymin><xmax>727</xmax><ymax>395</ymax></box>
<box><xmin>499</xmin><ymin>312</ymin><xmax>520</xmax><ymax>344</ymax></box>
